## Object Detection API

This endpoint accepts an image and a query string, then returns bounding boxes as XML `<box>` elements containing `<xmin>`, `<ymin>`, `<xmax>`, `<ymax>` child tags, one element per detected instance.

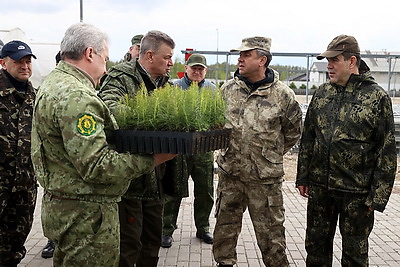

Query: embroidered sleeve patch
<box><xmin>76</xmin><ymin>113</ymin><xmax>97</xmax><ymax>136</ymax></box>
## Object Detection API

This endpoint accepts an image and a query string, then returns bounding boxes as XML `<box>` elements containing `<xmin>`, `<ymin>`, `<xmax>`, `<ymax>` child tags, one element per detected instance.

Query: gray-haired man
<box><xmin>31</xmin><ymin>24</ymin><xmax>175</xmax><ymax>266</ymax></box>
<box><xmin>99</xmin><ymin>30</ymin><xmax>176</xmax><ymax>267</ymax></box>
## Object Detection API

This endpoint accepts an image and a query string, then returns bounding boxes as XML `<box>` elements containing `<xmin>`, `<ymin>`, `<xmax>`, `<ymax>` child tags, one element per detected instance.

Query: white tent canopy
<box><xmin>0</xmin><ymin>28</ymin><xmax>60</xmax><ymax>88</ymax></box>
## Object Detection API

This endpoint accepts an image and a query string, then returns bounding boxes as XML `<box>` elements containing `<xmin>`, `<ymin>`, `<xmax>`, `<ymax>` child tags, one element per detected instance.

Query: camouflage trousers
<box><xmin>0</xmin><ymin>188</ymin><xmax>37</xmax><ymax>266</ymax></box>
<box><xmin>305</xmin><ymin>185</ymin><xmax>374</xmax><ymax>267</ymax></box>
<box><xmin>213</xmin><ymin>174</ymin><xmax>288</xmax><ymax>266</ymax></box>
<box><xmin>41</xmin><ymin>194</ymin><xmax>120</xmax><ymax>267</ymax></box>
<box><xmin>163</xmin><ymin>153</ymin><xmax>214</xmax><ymax>236</ymax></box>
<box><xmin>118</xmin><ymin>198</ymin><xmax>163</xmax><ymax>267</ymax></box>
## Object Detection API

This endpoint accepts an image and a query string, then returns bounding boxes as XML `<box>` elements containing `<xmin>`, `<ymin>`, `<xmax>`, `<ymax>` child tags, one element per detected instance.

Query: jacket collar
<box><xmin>331</xmin><ymin>60</ymin><xmax>375</xmax><ymax>93</ymax></box>
<box><xmin>183</xmin><ymin>73</ymin><xmax>205</xmax><ymax>87</ymax></box>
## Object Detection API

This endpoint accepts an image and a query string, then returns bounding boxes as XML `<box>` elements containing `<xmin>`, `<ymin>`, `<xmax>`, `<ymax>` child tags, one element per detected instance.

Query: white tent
<box><xmin>0</xmin><ymin>28</ymin><xmax>60</xmax><ymax>88</ymax></box>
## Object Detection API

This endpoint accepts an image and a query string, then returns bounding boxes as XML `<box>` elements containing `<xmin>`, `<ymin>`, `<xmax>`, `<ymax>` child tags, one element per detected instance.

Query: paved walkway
<box><xmin>20</xmin><ymin>180</ymin><xmax>400</xmax><ymax>267</ymax></box>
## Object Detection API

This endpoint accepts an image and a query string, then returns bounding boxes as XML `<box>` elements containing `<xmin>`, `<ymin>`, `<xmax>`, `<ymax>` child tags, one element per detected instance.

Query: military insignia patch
<box><xmin>76</xmin><ymin>113</ymin><xmax>97</xmax><ymax>136</ymax></box>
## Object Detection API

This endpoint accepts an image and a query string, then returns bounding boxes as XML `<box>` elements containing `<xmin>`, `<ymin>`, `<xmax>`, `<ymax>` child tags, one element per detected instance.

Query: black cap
<box><xmin>0</xmin><ymin>40</ymin><xmax>36</xmax><ymax>60</ymax></box>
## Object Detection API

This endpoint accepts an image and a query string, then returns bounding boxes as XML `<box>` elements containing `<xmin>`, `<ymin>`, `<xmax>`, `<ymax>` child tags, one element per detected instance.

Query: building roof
<box><xmin>364</xmin><ymin>50</ymin><xmax>400</xmax><ymax>72</ymax></box>
<box><xmin>311</xmin><ymin>62</ymin><xmax>328</xmax><ymax>72</ymax></box>
<box><xmin>288</xmin><ymin>73</ymin><xmax>307</xmax><ymax>81</ymax></box>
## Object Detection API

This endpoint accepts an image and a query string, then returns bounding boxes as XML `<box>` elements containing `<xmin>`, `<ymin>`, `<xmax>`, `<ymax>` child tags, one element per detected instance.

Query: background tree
<box><xmin>289</xmin><ymin>82</ymin><xmax>297</xmax><ymax>89</ymax></box>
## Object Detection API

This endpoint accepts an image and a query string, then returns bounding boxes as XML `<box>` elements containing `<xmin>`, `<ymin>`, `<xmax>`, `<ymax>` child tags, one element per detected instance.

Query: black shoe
<box><xmin>196</xmin><ymin>231</ymin><xmax>213</xmax><ymax>244</ymax></box>
<box><xmin>216</xmin><ymin>264</ymin><xmax>233</xmax><ymax>267</ymax></box>
<box><xmin>41</xmin><ymin>239</ymin><xmax>55</xmax><ymax>258</ymax></box>
<box><xmin>161</xmin><ymin>235</ymin><xmax>173</xmax><ymax>248</ymax></box>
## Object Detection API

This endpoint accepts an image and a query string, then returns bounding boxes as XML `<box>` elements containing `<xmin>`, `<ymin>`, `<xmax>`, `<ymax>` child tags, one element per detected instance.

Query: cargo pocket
<box><xmin>90</xmin><ymin>205</ymin><xmax>103</xmax><ymax>235</ymax></box>
<box><xmin>267</xmin><ymin>193</ymin><xmax>285</xmax><ymax>226</ymax></box>
<box><xmin>257</xmin><ymin>148</ymin><xmax>284</xmax><ymax>178</ymax></box>
<box><xmin>214</xmin><ymin>191</ymin><xmax>223</xmax><ymax>218</ymax></box>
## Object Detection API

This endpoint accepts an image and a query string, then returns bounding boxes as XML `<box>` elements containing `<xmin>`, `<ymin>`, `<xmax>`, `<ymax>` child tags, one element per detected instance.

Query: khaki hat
<box><xmin>230</xmin><ymin>36</ymin><xmax>271</xmax><ymax>52</ymax></box>
<box><xmin>186</xmin><ymin>53</ymin><xmax>207</xmax><ymax>68</ymax></box>
<box><xmin>317</xmin><ymin>35</ymin><xmax>360</xmax><ymax>60</ymax></box>
<box><xmin>131</xmin><ymin>34</ymin><xmax>143</xmax><ymax>45</ymax></box>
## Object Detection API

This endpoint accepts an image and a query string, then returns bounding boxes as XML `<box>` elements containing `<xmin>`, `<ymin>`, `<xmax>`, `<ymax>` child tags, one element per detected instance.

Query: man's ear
<box><xmin>350</xmin><ymin>55</ymin><xmax>358</xmax><ymax>67</ymax></box>
<box><xmin>146</xmin><ymin>50</ymin><xmax>154</xmax><ymax>63</ymax></box>
<box><xmin>259</xmin><ymin>56</ymin><xmax>267</xmax><ymax>67</ymax></box>
<box><xmin>85</xmin><ymin>47</ymin><xmax>95</xmax><ymax>62</ymax></box>
<box><xmin>0</xmin><ymin>58</ymin><xmax>5</xmax><ymax>69</ymax></box>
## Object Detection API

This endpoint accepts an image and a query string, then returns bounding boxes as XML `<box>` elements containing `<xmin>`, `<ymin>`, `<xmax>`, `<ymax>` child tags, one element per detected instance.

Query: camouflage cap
<box><xmin>230</xmin><ymin>36</ymin><xmax>271</xmax><ymax>53</ymax></box>
<box><xmin>131</xmin><ymin>34</ymin><xmax>144</xmax><ymax>45</ymax></box>
<box><xmin>317</xmin><ymin>35</ymin><xmax>360</xmax><ymax>60</ymax></box>
<box><xmin>186</xmin><ymin>53</ymin><xmax>207</xmax><ymax>68</ymax></box>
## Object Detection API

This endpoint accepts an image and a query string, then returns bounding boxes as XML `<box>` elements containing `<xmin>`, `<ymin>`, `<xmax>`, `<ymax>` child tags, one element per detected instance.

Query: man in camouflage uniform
<box><xmin>0</xmin><ymin>40</ymin><xmax>37</xmax><ymax>267</ymax></box>
<box><xmin>124</xmin><ymin>34</ymin><xmax>143</xmax><ymax>62</ymax></box>
<box><xmin>296</xmin><ymin>35</ymin><xmax>397</xmax><ymax>266</ymax></box>
<box><xmin>40</xmin><ymin>51</ymin><xmax>61</xmax><ymax>260</ymax></box>
<box><xmin>161</xmin><ymin>54</ymin><xmax>215</xmax><ymax>248</ymax></box>
<box><xmin>212</xmin><ymin>37</ymin><xmax>302</xmax><ymax>267</ymax></box>
<box><xmin>99</xmin><ymin>30</ymin><xmax>175</xmax><ymax>267</ymax></box>
<box><xmin>31</xmin><ymin>23</ymin><xmax>175</xmax><ymax>267</ymax></box>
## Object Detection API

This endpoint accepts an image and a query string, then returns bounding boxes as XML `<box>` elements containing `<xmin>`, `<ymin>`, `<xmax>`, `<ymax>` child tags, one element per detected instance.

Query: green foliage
<box><xmin>299</xmin><ymin>84</ymin><xmax>306</xmax><ymax>89</ymax></box>
<box><xmin>271</xmin><ymin>64</ymin><xmax>306</xmax><ymax>81</ymax></box>
<box><xmin>289</xmin><ymin>82</ymin><xmax>297</xmax><ymax>89</ymax></box>
<box><xmin>170</xmin><ymin>58</ymin><xmax>185</xmax><ymax>79</ymax></box>
<box><xmin>168</xmin><ymin>58</ymin><xmax>306</xmax><ymax>82</ymax></box>
<box><xmin>106</xmin><ymin>60</ymin><xmax>118</xmax><ymax>70</ymax></box>
<box><xmin>311</xmin><ymin>84</ymin><xmax>318</xmax><ymax>89</ymax></box>
<box><xmin>116</xmin><ymin>83</ymin><xmax>227</xmax><ymax>132</ymax></box>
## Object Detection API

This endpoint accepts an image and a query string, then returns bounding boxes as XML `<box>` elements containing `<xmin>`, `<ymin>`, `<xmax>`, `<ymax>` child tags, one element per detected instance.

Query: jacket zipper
<box><xmin>325</xmin><ymin>88</ymin><xmax>345</xmax><ymax>190</ymax></box>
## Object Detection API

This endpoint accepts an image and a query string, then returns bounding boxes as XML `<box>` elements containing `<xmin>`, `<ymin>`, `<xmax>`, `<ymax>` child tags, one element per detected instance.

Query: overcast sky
<box><xmin>2</xmin><ymin>0</ymin><xmax>399</xmax><ymax>67</ymax></box>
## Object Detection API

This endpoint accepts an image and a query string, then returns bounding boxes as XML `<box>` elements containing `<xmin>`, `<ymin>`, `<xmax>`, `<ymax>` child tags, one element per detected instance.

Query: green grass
<box><xmin>115</xmin><ymin>83</ymin><xmax>226</xmax><ymax>132</ymax></box>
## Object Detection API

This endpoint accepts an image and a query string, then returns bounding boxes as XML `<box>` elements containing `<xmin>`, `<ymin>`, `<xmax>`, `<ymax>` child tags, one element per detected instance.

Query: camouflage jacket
<box><xmin>217</xmin><ymin>68</ymin><xmax>302</xmax><ymax>183</ymax></box>
<box><xmin>99</xmin><ymin>59</ymin><xmax>170</xmax><ymax>200</ymax></box>
<box><xmin>296</xmin><ymin>61</ymin><xmax>397</xmax><ymax>212</ymax></box>
<box><xmin>123</xmin><ymin>52</ymin><xmax>132</xmax><ymax>62</ymax></box>
<box><xmin>31</xmin><ymin>61</ymin><xmax>154</xmax><ymax>203</ymax></box>
<box><xmin>0</xmin><ymin>69</ymin><xmax>37</xmax><ymax>191</ymax></box>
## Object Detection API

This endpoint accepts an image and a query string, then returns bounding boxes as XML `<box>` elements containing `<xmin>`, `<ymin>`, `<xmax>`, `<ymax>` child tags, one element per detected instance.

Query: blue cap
<box><xmin>0</xmin><ymin>40</ymin><xmax>36</xmax><ymax>60</ymax></box>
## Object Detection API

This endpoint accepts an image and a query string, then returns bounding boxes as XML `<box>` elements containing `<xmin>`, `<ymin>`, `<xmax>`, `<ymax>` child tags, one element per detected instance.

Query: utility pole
<box><xmin>80</xmin><ymin>0</ymin><xmax>83</xmax><ymax>22</ymax></box>
<box><xmin>216</xmin><ymin>28</ymin><xmax>219</xmax><ymax>85</ymax></box>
